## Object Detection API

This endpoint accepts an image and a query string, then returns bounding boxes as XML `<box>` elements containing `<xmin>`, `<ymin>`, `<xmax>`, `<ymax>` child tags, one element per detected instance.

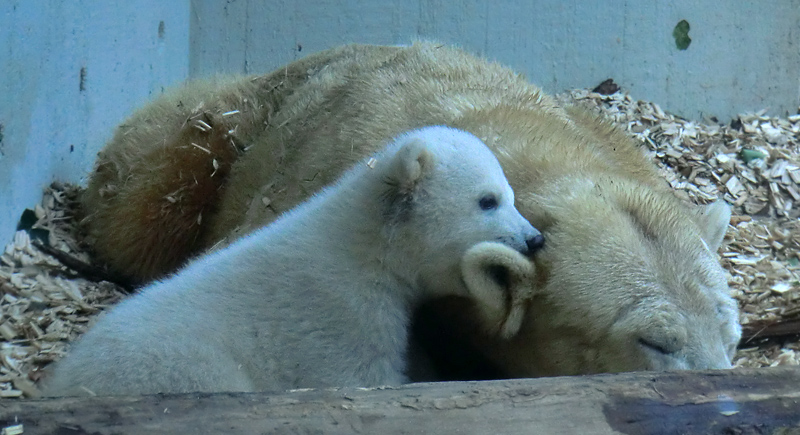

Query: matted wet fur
<box><xmin>81</xmin><ymin>42</ymin><xmax>740</xmax><ymax>378</ymax></box>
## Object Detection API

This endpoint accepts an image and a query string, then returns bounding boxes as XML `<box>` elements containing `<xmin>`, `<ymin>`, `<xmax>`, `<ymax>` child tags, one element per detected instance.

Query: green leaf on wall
<box><xmin>673</xmin><ymin>20</ymin><xmax>691</xmax><ymax>50</ymax></box>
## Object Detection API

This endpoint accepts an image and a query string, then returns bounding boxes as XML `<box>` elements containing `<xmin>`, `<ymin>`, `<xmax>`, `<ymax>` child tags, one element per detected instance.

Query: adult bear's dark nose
<box><xmin>525</xmin><ymin>234</ymin><xmax>545</xmax><ymax>254</ymax></box>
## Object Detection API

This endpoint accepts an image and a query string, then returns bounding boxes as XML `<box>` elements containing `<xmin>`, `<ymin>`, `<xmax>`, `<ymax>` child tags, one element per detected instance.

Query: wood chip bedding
<box><xmin>1</xmin><ymin>85</ymin><xmax>797</xmax><ymax>398</ymax></box>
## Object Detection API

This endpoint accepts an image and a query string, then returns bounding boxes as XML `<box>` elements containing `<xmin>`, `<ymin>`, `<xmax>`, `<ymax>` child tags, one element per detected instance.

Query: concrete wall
<box><xmin>0</xmin><ymin>1</ymin><xmax>190</xmax><ymax>242</ymax></box>
<box><xmin>2</xmin><ymin>0</ymin><xmax>799</xmax><ymax>242</ymax></box>
<box><xmin>189</xmin><ymin>0</ymin><xmax>800</xmax><ymax>121</ymax></box>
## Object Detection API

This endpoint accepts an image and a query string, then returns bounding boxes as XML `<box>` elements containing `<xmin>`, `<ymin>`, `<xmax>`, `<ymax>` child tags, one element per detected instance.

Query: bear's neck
<box><xmin>273</xmin><ymin>165</ymin><xmax>425</xmax><ymax>304</ymax></box>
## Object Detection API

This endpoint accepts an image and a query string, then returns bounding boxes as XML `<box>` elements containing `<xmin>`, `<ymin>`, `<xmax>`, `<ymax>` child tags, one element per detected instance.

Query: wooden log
<box><xmin>742</xmin><ymin>318</ymin><xmax>800</xmax><ymax>344</ymax></box>
<box><xmin>2</xmin><ymin>367</ymin><xmax>799</xmax><ymax>434</ymax></box>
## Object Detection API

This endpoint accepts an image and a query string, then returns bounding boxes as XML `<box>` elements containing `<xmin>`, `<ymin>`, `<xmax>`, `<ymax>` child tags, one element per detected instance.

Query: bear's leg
<box><xmin>81</xmin><ymin>111</ymin><xmax>240</xmax><ymax>282</ymax></box>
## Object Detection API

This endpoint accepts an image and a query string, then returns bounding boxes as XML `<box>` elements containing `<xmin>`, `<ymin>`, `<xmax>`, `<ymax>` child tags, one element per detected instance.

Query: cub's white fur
<box><xmin>42</xmin><ymin>126</ymin><xmax>541</xmax><ymax>396</ymax></box>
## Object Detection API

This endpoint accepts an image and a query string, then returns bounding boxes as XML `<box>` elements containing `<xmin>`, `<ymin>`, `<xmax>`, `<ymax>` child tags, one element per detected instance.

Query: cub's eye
<box><xmin>478</xmin><ymin>194</ymin><xmax>498</xmax><ymax>210</ymax></box>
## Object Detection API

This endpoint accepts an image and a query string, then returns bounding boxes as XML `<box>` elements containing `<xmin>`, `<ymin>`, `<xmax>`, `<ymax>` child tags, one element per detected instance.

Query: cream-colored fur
<box><xmin>81</xmin><ymin>42</ymin><xmax>740</xmax><ymax>377</ymax></box>
<box><xmin>43</xmin><ymin>126</ymin><xmax>541</xmax><ymax>396</ymax></box>
<box><xmin>461</xmin><ymin>242</ymin><xmax>537</xmax><ymax>339</ymax></box>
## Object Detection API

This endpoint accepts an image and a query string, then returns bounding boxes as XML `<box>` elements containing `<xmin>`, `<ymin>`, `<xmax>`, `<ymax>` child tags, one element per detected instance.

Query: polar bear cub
<box><xmin>42</xmin><ymin>126</ymin><xmax>543</xmax><ymax>396</ymax></box>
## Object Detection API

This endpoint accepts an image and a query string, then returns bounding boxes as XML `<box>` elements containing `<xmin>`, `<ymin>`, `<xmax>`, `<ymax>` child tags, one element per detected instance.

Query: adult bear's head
<box><xmin>412</xmin><ymin>175</ymin><xmax>740</xmax><ymax>378</ymax></box>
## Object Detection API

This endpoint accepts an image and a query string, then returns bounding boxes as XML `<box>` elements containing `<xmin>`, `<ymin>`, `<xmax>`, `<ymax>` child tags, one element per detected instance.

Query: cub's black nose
<box><xmin>526</xmin><ymin>234</ymin><xmax>545</xmax><ymax>253</ymax></box>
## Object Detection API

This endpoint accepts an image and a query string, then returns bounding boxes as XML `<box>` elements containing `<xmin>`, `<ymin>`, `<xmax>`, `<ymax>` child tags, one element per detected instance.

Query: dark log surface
<box><xmin>2</xmin><ymin>367</ymin><xmax>799</xmax><ymax>435</ymax></box>
<box><xmin>742</xmin><ymin>318</ymin><xmax>800</xmax><ymax>344</ymax></box>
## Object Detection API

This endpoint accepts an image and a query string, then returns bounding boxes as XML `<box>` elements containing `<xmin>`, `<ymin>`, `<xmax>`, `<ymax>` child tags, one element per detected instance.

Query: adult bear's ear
<box><xmin>461</xmin><ymin>242</ymin><xmax>537</xmax><ymax>339</ymax></box>
<box><xmin>386</xmin><ymin>139</ymin><xmax>435</xmax><ymax>193</ymax></box>
<box><xmin>693</xmin><ymin>200</ymin><xmax>731</xmax><ymax>252</ymax></box>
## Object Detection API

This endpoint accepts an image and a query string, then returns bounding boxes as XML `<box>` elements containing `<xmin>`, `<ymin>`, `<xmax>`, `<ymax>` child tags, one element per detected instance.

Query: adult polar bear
<box><xmin>82</xmin><ymin>42</ymin><xmax>741</xmax><ymax>378</ymax></box>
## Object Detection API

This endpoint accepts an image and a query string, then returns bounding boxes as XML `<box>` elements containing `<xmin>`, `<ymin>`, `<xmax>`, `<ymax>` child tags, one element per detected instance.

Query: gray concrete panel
<box><xmin>0</xmin><ymin>0</ymin><xmax>190</xmax><ymax>241</ymax></box>
<box><xmin>189</xmin><ymin>0</ymin><xmax>800</xmax><ymax>120</ymax></box>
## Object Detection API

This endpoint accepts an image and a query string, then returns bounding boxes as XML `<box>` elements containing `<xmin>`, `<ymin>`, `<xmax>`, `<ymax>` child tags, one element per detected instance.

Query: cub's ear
<box><xmin>385</xmin><ymin>139</ymin><xmax>435</xmax><ymax>193</ymax></box>
<box><xmin>461</xmin><ymin>242</ymin><xmax>537</xmax><ymax>339</ymax></box>
<box><xmin>694</xmin><ymin>200</ymin><xmax>731</xmax><ymax>252</ymax></box>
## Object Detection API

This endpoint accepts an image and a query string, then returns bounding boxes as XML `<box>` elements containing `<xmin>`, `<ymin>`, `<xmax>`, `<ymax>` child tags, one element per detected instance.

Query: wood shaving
<box><xmin>0</xmin><ymin>184</ymin><xmax>127</xmax><ymax>398</ymax></box>
<box><xmin>1</xmin><ymin>86</ymin><xmax>797</xmax><ymax>398</ymax></box>
<box><xmin>1</xmin><ymin>424</ymin><xmax>24</xmax><ymax>435</ymax></box>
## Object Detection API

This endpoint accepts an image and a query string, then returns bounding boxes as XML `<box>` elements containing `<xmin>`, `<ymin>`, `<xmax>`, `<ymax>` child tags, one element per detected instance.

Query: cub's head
<box><xmin>488</xmin><ymin>177</ymin><xmax>741</xmax><ymax>376</ymax></box>
<box><xmin>376</xmin><ymin>126</ymin><xmax>543</xmax><ymax>295</ymax></box>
